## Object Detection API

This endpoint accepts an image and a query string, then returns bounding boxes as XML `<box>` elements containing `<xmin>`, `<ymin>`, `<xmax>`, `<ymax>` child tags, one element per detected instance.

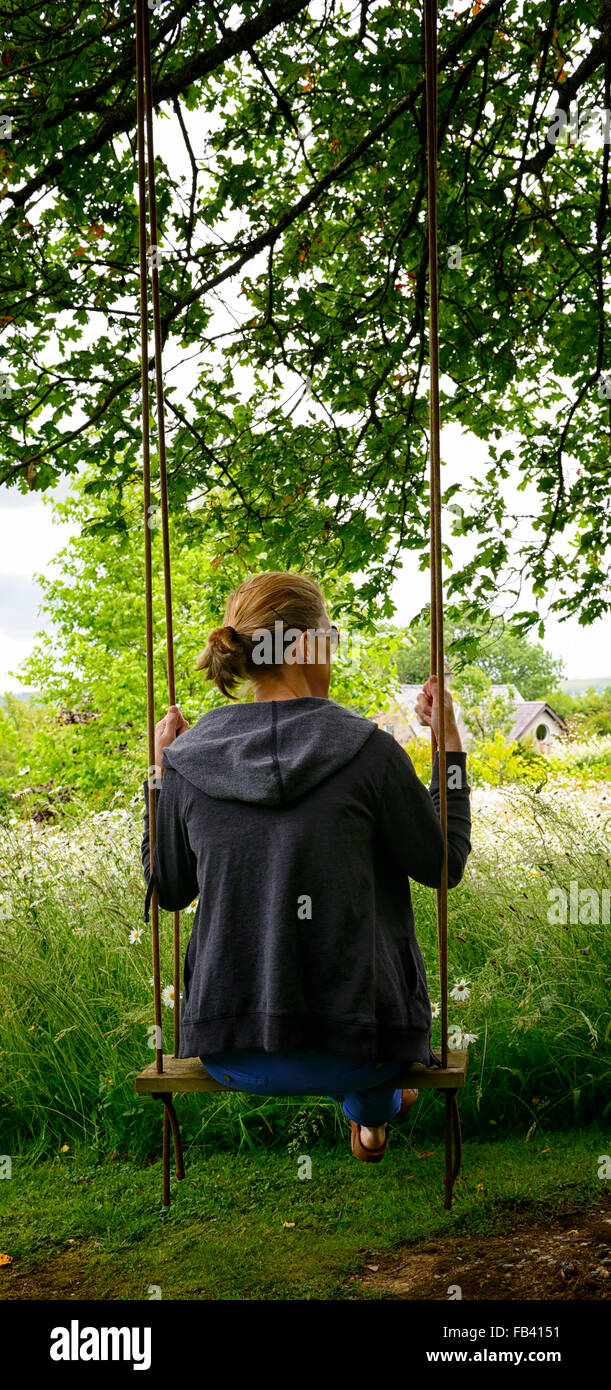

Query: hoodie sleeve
<box><xmin>141</xmin><ymin>766</ymin><xmax>199</xmax><ymax>923</ymax></box>
<box><xmin>376</xmin><ymin>738</ymin><xmax>472</xmax><ymax>890</ymax></box>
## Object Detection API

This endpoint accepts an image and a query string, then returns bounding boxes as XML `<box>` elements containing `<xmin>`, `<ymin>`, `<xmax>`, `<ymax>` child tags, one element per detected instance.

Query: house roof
<box><xmin>396</xmin><ymin>681</ymin><xmax>524</xmax><ymax>705</ymax></box>
<box><xmin>377</xmin><ymin>684</ymin><xmax>567</xmax><ymax>745</ymax></box>
<box><xmin>389</xmin><ymin>684</ymin><xmax>470</xmax><ymax>743</ymax></box>
<box><xmin>488</xmin><ymin>683</ymin><xmax>524</xmax><ymax>705</ymax></box>
<box><xmin>508</xmin><ymin>701</ymin><xmax>568</xmax><ymax>742</ymax></box>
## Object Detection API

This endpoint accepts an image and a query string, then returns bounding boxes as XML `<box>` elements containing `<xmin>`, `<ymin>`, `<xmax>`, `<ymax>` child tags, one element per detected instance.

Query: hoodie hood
<box><xmin>161</xmin><ymin>697</ymin><xmax>378</xmax><ymax>806</ymax></box>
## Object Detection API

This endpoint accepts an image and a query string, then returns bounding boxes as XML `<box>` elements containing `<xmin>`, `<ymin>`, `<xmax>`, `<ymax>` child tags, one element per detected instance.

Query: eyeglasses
<box><xmin>269</xmin><ymin>607</ymin><xmax>340</xmax><ymax>657</ymax></box>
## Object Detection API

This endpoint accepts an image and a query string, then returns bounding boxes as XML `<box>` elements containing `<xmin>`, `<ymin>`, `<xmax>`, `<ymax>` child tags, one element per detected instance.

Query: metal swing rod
<box><xmin>424</xmin><ymin>0</ymin><xmax>459</xmax><ymax>1209</ymax></box>
<box><xmin>423</xmin><ymin>0</ymin><xmax>449</xmax><ymax>1069</ymax></box>
<box><xmin>135</xmin><ymin>0</ymin><xmax>180</xmax><ymax>1072</ymax></box>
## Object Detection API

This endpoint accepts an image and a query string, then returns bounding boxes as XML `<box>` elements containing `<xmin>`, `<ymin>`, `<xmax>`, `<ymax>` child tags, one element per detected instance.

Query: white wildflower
<box><xmin>448</xmin><ymin>1025</ymin><xmax>478</xmax><ymax>1049</ymax></box>
<box><xmin>162</xmin><ymin>984</ymin><xmax>176</xmax><ymax>1009</ymax></box>
<box><xmin>450</xmin><ymin>978</ymin><xmax>470</xmax><ymax>1003</ymax></box>
<box><xmin>129</xmin><ymin>927</ymin><xmax>144</xmax><ymax>945</ymax></box>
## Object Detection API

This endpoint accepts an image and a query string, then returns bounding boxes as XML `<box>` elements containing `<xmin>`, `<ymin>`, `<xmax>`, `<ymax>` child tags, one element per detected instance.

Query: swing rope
<box><xmin>135</xmin><ymin>0</ymin><xmax>460</xmax><ymax>1207</ymax></box>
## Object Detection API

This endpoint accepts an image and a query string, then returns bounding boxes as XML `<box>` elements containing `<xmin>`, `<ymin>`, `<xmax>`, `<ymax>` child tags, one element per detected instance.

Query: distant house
<box><xmin>372</xmin><ymin>682</ymin><xmax>568</xmax><ymax>754</ymax></box>
<box><xmin>373</xmin><ymin>684</ymin><xmax>469</xmax><ymax>747</ymax></box>
<box><xmin>507</xmin><ymin>700</ymin><xmax>568</xmax><ymax>752</ymax></box>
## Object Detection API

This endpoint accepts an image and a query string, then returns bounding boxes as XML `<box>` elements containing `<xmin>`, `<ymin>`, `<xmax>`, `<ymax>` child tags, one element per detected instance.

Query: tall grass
<box><xmin>0</xmin><ymin>779</ymin><xmax>609</xmax><ymax>1158</ymax></box>
<box><xmin>417</xmin><ymin>781</ymin><xmax>611</xmax><ymax>1137</ymax></box>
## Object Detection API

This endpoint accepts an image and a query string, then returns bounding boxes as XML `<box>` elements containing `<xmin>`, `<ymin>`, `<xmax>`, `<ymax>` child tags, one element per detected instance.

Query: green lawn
<box><xmin>1</xmin><ymin>1127</ymin><xmax>608</xmax><ymax>1300</ymax></box>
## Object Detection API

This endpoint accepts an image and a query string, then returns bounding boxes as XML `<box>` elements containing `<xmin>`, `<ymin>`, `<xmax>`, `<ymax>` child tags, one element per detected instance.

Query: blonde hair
<box><xmin>196</xmin><ymin>571</ymin><xmax>328</xmax><ymax>700</ymax></box>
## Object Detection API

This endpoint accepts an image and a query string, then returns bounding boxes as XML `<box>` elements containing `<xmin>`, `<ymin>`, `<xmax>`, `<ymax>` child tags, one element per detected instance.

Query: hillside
<box><xmin>559</xmin><ymin>678</ymin><xmax>611</xmax><ymax>696</ymax></box>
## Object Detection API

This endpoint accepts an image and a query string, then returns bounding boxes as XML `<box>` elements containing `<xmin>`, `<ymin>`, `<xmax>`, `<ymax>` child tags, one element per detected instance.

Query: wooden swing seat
<box><xmin>135</xmin><ymin>1050</ymin><xmax>468</xmax><ymax>1095</ymax></box>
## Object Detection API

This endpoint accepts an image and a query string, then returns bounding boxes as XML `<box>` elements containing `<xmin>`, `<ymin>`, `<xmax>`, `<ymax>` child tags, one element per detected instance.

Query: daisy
<box><xmin>448</xmin><ymin>1026</ymin><xmax>479</xmax><ymax>1050</ymax></box>
<box><xmin>162</xmin><ymin>984</ymin><xmax>176</xmax><ymax>1009</ymax></box>
<box><xmin>129</xmin><ymin>927</ymin><xmax>144</xmax><ymax>945</ymax></box>
<box><xmin>430</xmin><ymin>1001</ymin><xmax>440</xmax><ymax>1019</ymax></box>
<box><xmin>450</xmin><ymin>978</ymin><xmax>471</xmax><ymax>1003</ymax></box>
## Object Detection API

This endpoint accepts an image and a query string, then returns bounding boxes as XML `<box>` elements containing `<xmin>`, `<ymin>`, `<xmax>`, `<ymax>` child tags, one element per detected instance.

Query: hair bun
<box><xmin>196</xmin><ymin>624</ymin><xmax>247</xmax><ymax>699</ymax></box>
<box><xmin>206</xmin><ymin>625</ymin><xmax>235</xmax><ymax>647</ymax></box>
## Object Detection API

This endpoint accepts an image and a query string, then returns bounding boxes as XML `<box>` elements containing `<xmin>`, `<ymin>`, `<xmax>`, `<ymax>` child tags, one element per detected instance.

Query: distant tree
<box><xmin>545</xmin><ymin>689</ymin><xmax>577</xmax><ymax>721</ymax></box>
<box><xmin>395</xmin><ymin>612</ymin><xmax>564</xmax><ymax>700</ymax></box>
<box><xmin>475</xmin><ymin>626</ymin><xmax>564</xmax><ymax>701</ymax></box>
<box><xmin>548</xmin><ymin>685</ymin><xmax>611</xmax><ymax>736</ymax></box>
<box><xmin>0</xmin><ymin>692</ymin><xmax>56</xmax><ymax>814</ymax></box>
<box><xmin>0</xmin><ymin>692</ymin><xmax>46</xmax><ymax>777</ymax></box>
<box><xmin>450</xmin><ymin>664</ymin><xmax>517</xmax><ymax>741</ymax></box>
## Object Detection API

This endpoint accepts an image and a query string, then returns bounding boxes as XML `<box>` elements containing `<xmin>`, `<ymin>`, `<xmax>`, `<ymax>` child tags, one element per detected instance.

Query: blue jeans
<box><xmin>199</xmin><ymin>1047</ymin><xmax>405</xmax><ymax>1125</ymax></box>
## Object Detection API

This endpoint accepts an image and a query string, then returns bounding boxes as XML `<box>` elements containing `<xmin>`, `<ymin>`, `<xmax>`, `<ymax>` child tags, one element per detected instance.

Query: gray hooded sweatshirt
<box><xmin>141</xmin><ymin>696</ymin><xmax>472</xmax><ymax>1066</ymax></box>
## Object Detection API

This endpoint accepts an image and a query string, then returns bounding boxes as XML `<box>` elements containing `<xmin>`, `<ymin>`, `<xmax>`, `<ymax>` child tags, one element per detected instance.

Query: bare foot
<box><xmin>359</xmin><ymin>1124</ymin><xmax>387</xmax><ymax>1150</ymax></box>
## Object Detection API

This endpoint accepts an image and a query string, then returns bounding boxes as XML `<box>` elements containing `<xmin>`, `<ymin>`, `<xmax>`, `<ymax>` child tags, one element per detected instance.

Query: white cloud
<box><xmin>0</xmin><ymin>632</ymin><xmax>40</xmax><ymax>694</ymax></box>
<box><xmin>0</xmin><ymin>502</ymin><xmax>75</xmax><ymax>578</ymax></box>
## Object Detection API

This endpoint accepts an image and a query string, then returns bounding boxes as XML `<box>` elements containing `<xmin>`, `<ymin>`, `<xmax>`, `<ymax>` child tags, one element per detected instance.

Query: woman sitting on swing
<box><xmin>142</xmin><ymin>571</ymin><xmax>471</xmax><ymax>1162</ymax></box>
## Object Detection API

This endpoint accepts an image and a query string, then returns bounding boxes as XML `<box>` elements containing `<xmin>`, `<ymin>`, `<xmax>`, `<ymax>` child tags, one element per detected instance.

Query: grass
<box><xmin>1</xmin><ymin>1128</ymin><xmax>608</xmax><ymax>1300</ymax></box>
<box><xmin>0</xmin><ymin>777</ymin><xmax>609</xmax><ymax>1301</ymax></box>
<box><xmin>0</xmin><ymin>778</ymin><xmax>610</xmax><ymax>1158</ymax></box>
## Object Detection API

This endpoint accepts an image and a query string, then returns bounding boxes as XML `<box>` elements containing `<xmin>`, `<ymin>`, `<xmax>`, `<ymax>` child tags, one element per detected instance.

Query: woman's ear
<box><xmin>295</xmin><ymin>629</ymin><xmax>310</xmax><ymax>665</ymax></box>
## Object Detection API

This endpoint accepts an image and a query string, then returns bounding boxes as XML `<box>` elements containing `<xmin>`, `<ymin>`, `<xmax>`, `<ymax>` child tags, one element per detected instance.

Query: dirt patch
<box><xmin>2</xmin><ymin>1200</ymin><xmax>611</xmax><ymax>1300</ymax></box>
<box><xmin>0</xmin><ymin>1247</ymin><xmax>125</xmax><ymax>1302</ymax></box>
<box><xmin>349</xmin><ymin>1199</ymin><xmax>611</xmax><ymax>1300</ymax></box>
